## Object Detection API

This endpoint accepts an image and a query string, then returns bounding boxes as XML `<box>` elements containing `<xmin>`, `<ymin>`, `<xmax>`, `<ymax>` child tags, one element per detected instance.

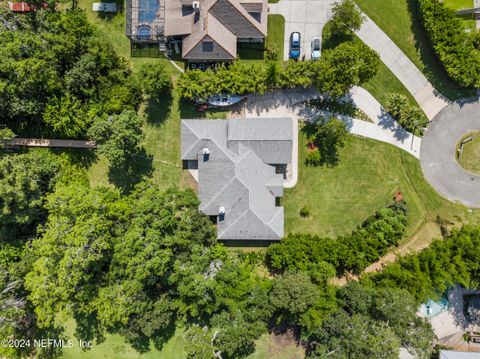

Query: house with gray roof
<box><xmin>181</xmin><ymin>118</ymin><xmax>292</xmax><ymax>240</ymax></box>
<box><xmin>126</xmin><ymin>0</ymin><xmax>267</xmax><ymax>61</ymax></box>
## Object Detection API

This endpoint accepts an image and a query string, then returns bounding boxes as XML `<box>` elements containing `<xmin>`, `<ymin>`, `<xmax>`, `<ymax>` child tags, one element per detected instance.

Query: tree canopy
<box><xmin>0</xmin><ymin>9</ymin><xmax>141</xmax><ymax>138</ymax></box>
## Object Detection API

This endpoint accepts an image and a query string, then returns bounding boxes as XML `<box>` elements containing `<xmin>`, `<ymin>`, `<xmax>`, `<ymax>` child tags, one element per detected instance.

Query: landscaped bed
<box><xmin>456</xmin><ymin>131</ymin><xmax>480</xmax><ymax>175</ymax></box>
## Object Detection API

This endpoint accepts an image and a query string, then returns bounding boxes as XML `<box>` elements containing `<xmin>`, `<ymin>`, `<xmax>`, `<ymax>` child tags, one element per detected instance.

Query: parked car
<box><xmin>289</xmin><ymin>32</ymin><xmax>301</xmax><ymax>59</ymax></box>
<box><xmin>311</xmin><ymin>37</ymin><xmax>321</xmax><ymax>60</ymax></box>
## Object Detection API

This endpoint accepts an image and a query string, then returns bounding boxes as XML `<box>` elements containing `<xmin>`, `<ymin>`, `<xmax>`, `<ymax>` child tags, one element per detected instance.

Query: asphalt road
<box><xmin>420</xmin><ymin>100</ymin><xmax>480</xmax><ymax>208</ymax></box>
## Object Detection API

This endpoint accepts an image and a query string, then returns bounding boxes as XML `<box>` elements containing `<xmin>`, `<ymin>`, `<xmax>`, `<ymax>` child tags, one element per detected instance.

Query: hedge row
<box><xmin>266</xmin><ymin>201</ymin><xmax>408</xmax><ymax>276</ymax></box>
<box><xmin>417</xmin><ymin>0</ymin><xmax>480</xmax><ymax>88</ymax></box>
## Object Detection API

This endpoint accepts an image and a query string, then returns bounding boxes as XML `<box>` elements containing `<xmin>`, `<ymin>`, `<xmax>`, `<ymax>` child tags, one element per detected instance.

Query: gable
<box><xmin>183</xmin><ymin>35</ymin><xmax>236</xmax><ymax>60</ymax></box>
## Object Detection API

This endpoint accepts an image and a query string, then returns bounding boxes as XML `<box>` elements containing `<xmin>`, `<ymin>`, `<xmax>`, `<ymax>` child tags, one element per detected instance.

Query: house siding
<box><xmin>183</xmin><ymin>35</ymin><xmax>235</xmax><ymax>60</ymax></box>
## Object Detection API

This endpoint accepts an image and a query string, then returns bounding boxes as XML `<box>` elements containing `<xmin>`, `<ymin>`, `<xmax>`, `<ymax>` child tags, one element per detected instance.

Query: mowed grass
<box><xmin>61</xmin><ymin>320</ymin><xmax>187</xmax><ymax>359</ymax></box>
<box><xmin>444</xmin><ymin>0</ymin><xmax>473</xmax><ymax>9</ymax></box>
<box><xmin>457</xmin><ymin>131</ymin><xmax>480</xmax><ymax>175</ymax></box>
<box><xmin>238</xmin><ymin>14</ymin><xmax>285</xmax><ymax>63</ymax></box>
<box><xmin>363</xmin><ymin>58</ymin><xmax>419</xmax><ymax>109</ymax></box>
<box><xmin>284</xmin><ymin>132</ymin><xmax>477</xmax><ymax>238</ymax></box>
<box><xmin>355</xmin><ymin>0</ymin><xmax>476</xmax><ymax>100</ymax></box>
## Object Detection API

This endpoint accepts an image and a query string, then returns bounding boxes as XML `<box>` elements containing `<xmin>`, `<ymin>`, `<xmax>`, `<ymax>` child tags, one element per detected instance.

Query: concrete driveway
<box><xmin>268</xmin><ymin>0</ymin><xmax>335</xmax><ymax>60</ymax></box>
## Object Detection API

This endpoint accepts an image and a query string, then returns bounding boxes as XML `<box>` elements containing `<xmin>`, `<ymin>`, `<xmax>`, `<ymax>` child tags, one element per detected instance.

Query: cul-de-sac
<box><xmin>1</xmin><ymin>0</ymin><xmax>480</xmax><ymax>357</ymax></box>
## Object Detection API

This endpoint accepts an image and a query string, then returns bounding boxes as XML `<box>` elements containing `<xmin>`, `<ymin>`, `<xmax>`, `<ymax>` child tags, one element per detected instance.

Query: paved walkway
<box><xmin>355</xmin><ymin>15</ymin><xmax>450</xmax><ymax>120</ymax></box>
<box><xmin>7</xmin><ymin>138</ymin><xmax>96</xmax><ymax>148</ymax></box>
<box><xmin>242</xmin><ymin>87</ymin><xmax>421</xmax><ymax>160</ymax></box>
<box><xmin>476</xmin><ymin>0</ymin><xmax>480</xmax><ymax>29</ymax></box>
<box><xmin>268</xmin><ymin>0</ymin><xmax>334</xmax><ymax>60</ymax></box>
<box><xmin>420</xmin><ymin>100</ymin><xmax>480</xmax><ymax>208</ymax></box>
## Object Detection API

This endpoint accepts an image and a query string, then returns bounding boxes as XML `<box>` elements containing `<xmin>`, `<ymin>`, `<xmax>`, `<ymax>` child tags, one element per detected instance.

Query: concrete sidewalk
<box><xmin>241</xmin><ymin>87</ymin><xmax>421</xmax><ymax>159</ymax></box>
<box><xmin>355</xmin><ymin>15</ymin><xmax>450</xmax><ymax>120</ymax></box>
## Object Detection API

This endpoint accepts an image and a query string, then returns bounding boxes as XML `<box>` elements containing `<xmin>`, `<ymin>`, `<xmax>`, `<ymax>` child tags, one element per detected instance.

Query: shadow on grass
<box><xmin>405</xmin><ymin>0</ymin><xmax>476</xmax><ymax>100</ymax></box>
<box><xmin>74</xmin><ymin>312</ymin><xmax>176</xmax><ymax>354</ymax></box>
<box><xmin>108</xmin><ymin>147</ymin><xmax>153</xmax><ymax>194</ymax></box>
<box><xmin>179</xmin><ymin>99</ymin><xmax>228</xmax><ymax>119</ymax></box>
<box><xmin>51</xmin><ymin>147</ymin><xmax>97</xmax><ymax>168</ymax></box>
<box><xmin>145</xmin><ymin>95</ymin><xmax>173</xmax><ymax>124</ymax></box>
<box><xmin>301</xmin><ymin>120</ymin><xmax>345</xmax><ymax>168</ymax></box>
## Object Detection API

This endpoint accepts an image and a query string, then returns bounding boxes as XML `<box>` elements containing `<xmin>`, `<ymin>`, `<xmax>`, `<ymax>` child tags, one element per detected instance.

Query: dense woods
<box><xmin>0</xmin><ymin>9</ymin><xmax>141</xmax><ymax>138</ymax></box>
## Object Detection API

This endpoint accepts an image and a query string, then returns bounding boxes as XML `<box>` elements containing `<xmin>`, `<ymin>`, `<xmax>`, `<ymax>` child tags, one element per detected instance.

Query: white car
<box><xmin>311</xmin><ymin>37</ymin><xmax>321</xmax><ymax>60</ymax></box>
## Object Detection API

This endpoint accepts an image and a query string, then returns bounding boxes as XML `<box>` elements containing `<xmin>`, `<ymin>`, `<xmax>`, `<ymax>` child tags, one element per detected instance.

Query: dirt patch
<box><xmin>267</xmin><ymin>331</ymin><xmax>304</xmax><ymax>359</ymax></box>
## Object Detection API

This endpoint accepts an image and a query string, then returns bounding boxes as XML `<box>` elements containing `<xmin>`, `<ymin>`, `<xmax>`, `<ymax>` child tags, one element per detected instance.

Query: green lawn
<box><xmin>355</xmin><ymin>0</ymin><xmax>476</xmax><ymax>100</ymax></box>
<box><xmin>238</xmin><ymin>14</ymin><xmax>285</xmax><ymax>63</ymax></box>
<box><xmin>322</xmin><ymin>22</ymin><xmax>421</xmax><ymax>110</ymax></box>
<box><xmin>444</xmin><ymin>0</ymin><xmax>473</xmax><ymax>9</ymax></box>
<box><xmin>266</xmin><ymin>14</ymin><xmax>285</xmax><ymax>62</ymax></box>
<box><xmin>457</xmin><ymin>131</ymin><xmax>480</xmax><ymax>175</ymax></box>
<box><xmin>61</xmin><ymin>320</ymin><xmax>187</xmax><ymax>359</ymax></box>
<box><xmin>284</xmin><ymin>132</ymin><xmax>478</xmax><ymax>238</ymax></box>
<box><xmin>363</xmin><ymin>59</ymin><xmax>420</xmax><ymax>110</ymax></box>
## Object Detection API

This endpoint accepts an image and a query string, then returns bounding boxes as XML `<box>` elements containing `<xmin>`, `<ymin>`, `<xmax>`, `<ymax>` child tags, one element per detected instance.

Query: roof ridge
<box><xmin>220</xmin><ymin>0</ymin><xmax>265</xmax><ymax>36</ymax></box>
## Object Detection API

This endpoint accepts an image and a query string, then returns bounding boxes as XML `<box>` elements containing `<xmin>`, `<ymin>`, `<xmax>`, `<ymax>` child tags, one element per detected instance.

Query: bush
<box><xmin>177</xmin><ymin>41</ymin><xmax>380</xmax><ymax>100</ymax></box>
<box><xmin>266</xmin><ymin>201</ymin><xmax>408</xmax><ymax>275</ymax></box>
<box><xmin>306</xmin><ymin>148</ymin><xmax>321</xmax><ymax>166</ymax></box>
<box><xmin>385</xmin><ymin>93</ymin><xmax>428</xmax><ymax>132</ymax></box>
<box><xmin>299</xmin><ymin>205</ymin><xmax>310</xmax><ymax>218</ymax></box>
<box><xmin>330</xmin><ymin>0</ymin><xmax>364</xmax><ymax>35</ymax></box>
<box><xmin>417</xmin><ymin>0</ymin><xmax>480</xmax><ymax>88</ymax></box>
<box><xmin>135</xmin><ymin>63</ymin><xmax>172</xmax><ymax>100</ymax></box>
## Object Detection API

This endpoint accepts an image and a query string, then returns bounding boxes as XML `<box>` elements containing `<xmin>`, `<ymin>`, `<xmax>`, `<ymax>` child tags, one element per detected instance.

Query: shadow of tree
<box><xmin>145</xmin><ymin>95</ymin><xmax>173</xmax><ymax>125</ymax></box>
<box><xmin>108</xmin><ymin>147</ymin><xmax>153</xmax><ymax>194</ymax></box>
<box><xmin>405</xmin><ymin>0</ymin><xmax>474</xmax><ymax>100</ymax></box>
<box><xmin>301</xmin><ymin>118</ymin><xmax>347</xmax><ymax>168</ymax></box>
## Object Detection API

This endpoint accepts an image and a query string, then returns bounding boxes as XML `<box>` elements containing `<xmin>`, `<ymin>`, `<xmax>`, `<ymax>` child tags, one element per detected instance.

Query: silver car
<box><xmin>311</xmin><ymin>37</ymin><xmax>321</xmax><ymax>60</ymax></box>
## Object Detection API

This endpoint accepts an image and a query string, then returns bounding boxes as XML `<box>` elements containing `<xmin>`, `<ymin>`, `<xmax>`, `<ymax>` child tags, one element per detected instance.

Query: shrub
<box><xmin>417</xmin><ymin>0</ymin><xmax>480</xmax><ymax>88</ymax></box>
<box><xmin>300</xmin><ymin>205</ymin><xmax>310</xmax><ymax>218</ymax></box>
<box><xmin>385</xmin><ymin>93</ymin><xmax>428</xmax><ymax>133</ymax></box>
<box><xmin>266</xmin><ymin>201</ymin><xmax>408</xmax><ymax>275</ymax></box>
<box><xmin>330</xmin><ymin>0</ymin><xmax>364</xmax><ymax>35</ymax></box>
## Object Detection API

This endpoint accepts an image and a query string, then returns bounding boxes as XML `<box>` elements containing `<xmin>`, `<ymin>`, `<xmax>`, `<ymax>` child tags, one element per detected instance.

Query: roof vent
<box><xmin>193</xmin><ymin>1</ymin><xmax>200</xmax><ymax>12</ymax></box>
<box><xmin>202</xmin><ymin>147</ymin><xmax>210</xmax><ymax>155</ymax></box>
<box><xmin>218</xmin><ymin>206</ymin><xmax>225</xmax><ymax>215</ymax></box>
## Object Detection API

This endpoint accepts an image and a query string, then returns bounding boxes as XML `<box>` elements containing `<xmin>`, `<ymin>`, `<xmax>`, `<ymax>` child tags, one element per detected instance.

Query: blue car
<box><xmin>289</xmin><ymin>32</ymin><xmax>301</xmax><ymax>59</ymax></box>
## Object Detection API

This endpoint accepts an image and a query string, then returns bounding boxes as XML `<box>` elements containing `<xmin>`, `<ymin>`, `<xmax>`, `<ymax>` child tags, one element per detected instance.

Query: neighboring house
<box><xmin>181</xmin><ymin>118</ymin><xmax>292</xmax><ymax>241</ymax></box>
<box><xmin>126</xmin><ymin>0</ymin><xmax>267</xmax><ymax>61</ymax></box>
<box><xmin>439</xmin><ymin>350</ymin><xmax>480</xmax><ymax>359</ymax></box>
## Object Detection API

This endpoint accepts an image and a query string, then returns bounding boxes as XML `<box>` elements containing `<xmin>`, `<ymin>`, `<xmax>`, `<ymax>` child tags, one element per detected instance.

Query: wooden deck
<box><xmin>7</xmin><ymin>138</ymin><xmax>96</xmax><ymax>148</ymax></box>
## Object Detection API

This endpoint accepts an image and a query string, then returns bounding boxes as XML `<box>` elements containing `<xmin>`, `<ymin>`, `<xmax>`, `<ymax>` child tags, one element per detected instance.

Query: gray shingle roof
<box><xmin>166</xmin><ymin>0</ymin><xmax>267</xmax><ymax>60</ymax></box>
<box><xmin>181</xmin><ymin>118</ymin><xmax>293</xmax><ymax>240</ymax></box>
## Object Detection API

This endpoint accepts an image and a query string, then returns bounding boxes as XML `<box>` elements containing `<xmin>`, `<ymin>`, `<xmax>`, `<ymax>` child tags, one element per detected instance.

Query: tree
<box><xmin>136</xmin><ymin>63</ymin><xmax>172</xmax><ymax>101</ymax></box>
<box><xmin>385</xmin><ymin>93</ymin><xmax>428</xmax><ymax>133</ymax></box>
<box><xmin>330</xmin><ymin>0</ymin><xmax>364</xmax><ymax>35</ymax></box>
<box><xmin>0</xmin><ymin>150</ymin><xmax>61</xmax><ymax>240</ymax></box>
<box><xmin>304</xmin><ymin>117</ymin><xmax>348</xmax><ymax>167</ymax></box>
<box><xmin>313</xmin><ymin>40</ymin><xmax>380</xmax><ymax>98</ymax></box>
<box><xmin>269</xmin><ymin>272</ymin><xmax>319</xmax><ymax>324</ymax></box>
<box><xmin>43</xmin><ymin>93</ymin><xmax>89</xmax><ymax>138</ymax></box>
<box><xmin>88</xmin><ymin>110</ymin><xmax>144</xmax><ymax>167</ymax></box>
<box><xmin>309</xmin><ymin>310</ymin><xmax>401</xmax><ymax>358</ymax></box>
<box><xmin>25</xmin><ymin>182</ymin><xmax>219</xmax><ymax>352</ymax></box>
<box><xmin>0</xmin><ymin>9</ymin><xmax>138</xmax><ymax>137</ymax></box>
<box><xmin>0</xmin><ymin>127</ymin><xmax>14</xmax><ymax>148</ymax></box>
